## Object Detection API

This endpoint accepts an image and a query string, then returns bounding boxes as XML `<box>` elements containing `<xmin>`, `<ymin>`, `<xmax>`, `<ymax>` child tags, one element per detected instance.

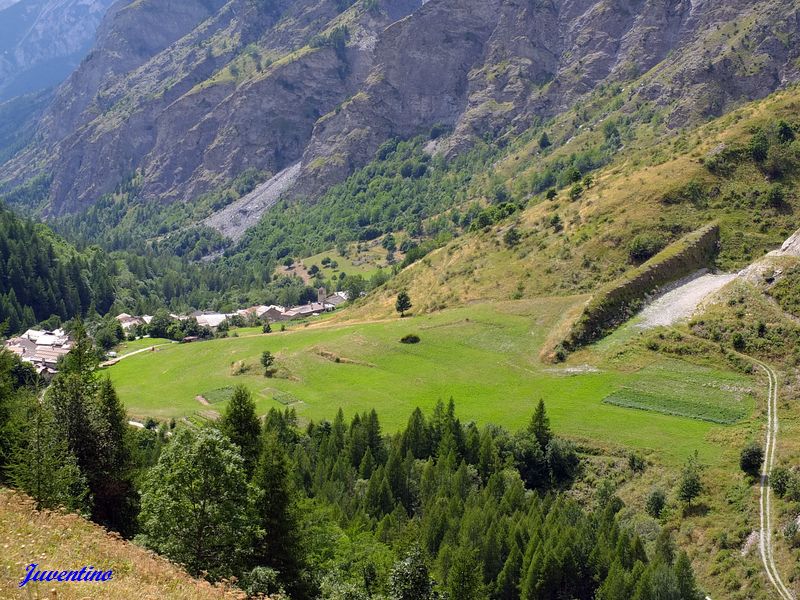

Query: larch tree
<box><xmin>220</xmin><ymin>384</ymin><xmax>262</xmax><ymax>477</ymax></box>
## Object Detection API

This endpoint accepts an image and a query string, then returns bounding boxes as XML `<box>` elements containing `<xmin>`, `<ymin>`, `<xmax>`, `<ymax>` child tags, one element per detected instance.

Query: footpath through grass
<box><xmin>108</xmin><ymin>298</ymin><xmax>758</xmax><ymax>467</ymax></box>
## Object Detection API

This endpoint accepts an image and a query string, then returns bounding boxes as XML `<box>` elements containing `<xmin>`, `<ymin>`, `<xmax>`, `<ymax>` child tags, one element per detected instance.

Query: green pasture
<box><xmin>114</xmin><ymin>337</ymin><xmax>173</xmax><ymax>354</ymax></box>
<box><xmin>107</xmin><ymin>298</ymin><xmax>760</xmax><ymax>467</ymax></box>
<box><xmin>603</xmin><ymin>361</ymin><xmax>754</xmax><ymax>424</ymax></box>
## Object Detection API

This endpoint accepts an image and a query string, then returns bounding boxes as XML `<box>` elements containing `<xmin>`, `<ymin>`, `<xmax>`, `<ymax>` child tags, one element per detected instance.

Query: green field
<box><xmin>108</xmin><ymin>298</ymin><xmax>759</xmax><ymax>466</ymax></box>
<box><xmin>113</xmin><ymin>337</ymin><xmax>173</xmax><ymax>354</ymax></box>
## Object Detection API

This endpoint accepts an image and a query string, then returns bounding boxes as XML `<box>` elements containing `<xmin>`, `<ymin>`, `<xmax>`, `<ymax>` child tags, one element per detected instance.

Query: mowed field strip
<box><xmin>108</xmin><ymin>298</ymin><xmax>758</xmax><ymax>466</ymax></box>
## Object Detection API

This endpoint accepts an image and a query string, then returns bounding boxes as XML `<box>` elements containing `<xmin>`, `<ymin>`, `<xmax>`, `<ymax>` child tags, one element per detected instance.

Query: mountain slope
<box><xmin>338</xmin><ymin>85</ymin><xmax>800</xmax><ymax>324</ymax></box>
<box><xmin>1</xmin><ymin>0</ymin><xmax>799</xmax><ymax>222</ymax></box>
<box><xmin>0</xmin><ymin>0</ymin><xmax>114</xmax><ymax>101</ymax></box>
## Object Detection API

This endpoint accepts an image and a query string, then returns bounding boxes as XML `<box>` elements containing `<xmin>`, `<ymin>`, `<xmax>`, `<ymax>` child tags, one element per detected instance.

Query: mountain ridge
<box><xmin>2</xmin><ymin>0</ymin><xmax>799</xmax><ymax>225</ymax></box>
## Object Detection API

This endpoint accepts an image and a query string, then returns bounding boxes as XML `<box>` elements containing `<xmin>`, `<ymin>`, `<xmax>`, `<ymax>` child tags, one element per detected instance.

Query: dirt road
<box><xmin>753</xmin><ymin>359</ymin><xmax>794</xmax><ymax>600</ymax></box>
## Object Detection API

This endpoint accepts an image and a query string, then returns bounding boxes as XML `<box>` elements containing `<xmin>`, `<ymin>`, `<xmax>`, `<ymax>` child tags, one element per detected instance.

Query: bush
<box><xmin>400</xmin><ymin>334</ymin><xmax>420</xmax><ymax>344</ymax></box>
<box><xmin>739</xmin><ymin>442</ymin><xmax>763</xmax><ymax>477</ymax></box>
<box><xmin>627</xmin><ymin>233</ymin><xmax>665</xmax><ymax>263</ymax></box>
<box><xmin>771</xmin><ymin>467</ymin><xmax>790</xmax><ymax>497</ymax></box>
<box><xmin>628</xmin><ymin>452</ymin><xmax>646</xmax><ymax>473</ymax></box>
<box><xmin>645</xmin><ymin>488</ymin><xmax>666</xmax><ymax>518</ymax></box>
<box><xmin>784</xmin><ymin>520</ymin><xmax>800</xmax><ymax>549</ymax></box>
<box><xmin>546</xmin><ymin>438</ymin><xmax>579</xmax><ymax>485</ymax></box>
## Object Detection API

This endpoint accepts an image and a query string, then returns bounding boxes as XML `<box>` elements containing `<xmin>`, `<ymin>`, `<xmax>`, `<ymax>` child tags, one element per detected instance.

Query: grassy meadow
<box><xmin>108</xmin><ymin>297</ymin><xmax>759</xmax><ymax>468</ymax></box>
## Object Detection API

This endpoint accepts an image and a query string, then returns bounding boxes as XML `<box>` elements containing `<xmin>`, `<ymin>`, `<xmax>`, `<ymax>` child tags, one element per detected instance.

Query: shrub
<box><xmin>628</xmin><ymin>452</ymin><xmax>646</xmax><ymax>473</ymax></box>
<box><xmin>400</xmin><ymin>334</ymin><xmax>420</xmax><ymax>344</ymax></box>
<box><xmin>661</xmin><ymin>179</ymin><xmax>704</xmax><ymax>205</ymax></box>
<box><xmin>749</xmin><ymin>129</ymin><xmax>769</xmax><ymax>162</ymax></box>
<box><xmin>766</xmin><ymin>184</ymin><xmax>785</xmax><ymax>208</ymax></box>
<box><xmin>784</xmin><ymin>520</ymin><xmax>800</xmax><ymax>548</ymax></box>
<box><xmin>645</xmin><ymin>488</ymin><xmax>666</xmax><ymax>518</ymax></box>
<box><xmin>739</xmin><ymin>442</ymin><xmax>763</xmax><ymax>477</ymax></box>
<box><xmin>627</xmin><ymin>233</ymin><xmax>665</xmax><ymax>263</ymax></box>
<box><xmin>504</xmin><ymin>227</ymin><xmax>520</xmax><ymax>248</ymax></box>
<box><xmin>546</xmin><ymin>438</ymin><xmax>579</xmax><ymax>485</ymax></box>
<box><xmin>771</xmin><ymin>467</ymin><xmax>790</xmax><ymax>497</ymax></box>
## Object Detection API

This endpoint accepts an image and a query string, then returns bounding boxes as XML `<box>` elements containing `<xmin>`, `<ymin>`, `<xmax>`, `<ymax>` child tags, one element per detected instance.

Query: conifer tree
<box><xmin>402</xmin><ymin>407</ymin><xmax>430</xmax><ymax>459</ymax></box>
<box><xmin>678</xmin><ymin>451</ymin><xmax>703</xmax><ymax>506</ymax></box>
<box><xmin>395</xmin><ymin>291</ymin><xmax>412</xmax><ymax>317</ymax></box>
<box><xmin>8</xmin><ymin>392</ymin><xmax>89</xmax><ymax>512</ymax></box>
<box><xmin>528</xmin><ymin>399</ymin><xmax>552</xmax><ymax>450</ymax></box>
<box><xmin>448</xmin><ymin>545</ymin><xmax>487</xmax><ymax>600</ymax></box>
<box><xmin>495</xmin><ymin>544</ymin><xmax>523</xmax><ymax>600</ymax></box>
<box><xmin>92</xmin><ymin>377</ymin><xmax>138</xmax><ymax>535</ymax></box>
<box><xmin>674</xmin><ymin>551</ymin><xmax>702</xmax><ymax>600</ymax></box>
<box><xmin>251</xmin><ymin>430</ymin><xmax>307</xmax><ymax>596</ymax></box>
<box><xmin>220</xmin><ymin>385</ymin><xmax>261</xmax><ymax>476</ymax></box>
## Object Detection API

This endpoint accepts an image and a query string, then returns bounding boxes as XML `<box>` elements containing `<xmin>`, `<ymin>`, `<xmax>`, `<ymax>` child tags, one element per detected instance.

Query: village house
<box><xmin>116</xmin><ymin>313</ymin><xmax>145</xmax><ymax>330</ymax></box>
<box><xmin>4</xmin><ymin>328</ymin><xmax>73</xmax><ymax>378</ymax></box>
<box><xmin>283</xmin><ymin>302</ymin><xmax>331</xmax><ymax>319</ymax></box>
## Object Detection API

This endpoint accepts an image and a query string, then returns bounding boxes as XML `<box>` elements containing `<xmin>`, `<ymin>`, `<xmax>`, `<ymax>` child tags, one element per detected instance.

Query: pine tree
<box><xmin>528</xmin><ymin>399</ymin><xmax>552</xmax><ymax>450</ymax></box>
<box><xmin>402</xmin><ymin>406</ymin><xmax>430</xmax><ymax>459</ymax></box>
<box><xmin>395</xmin><ymin>291</ymin><xmax>412</xmax><ymax>317</ymax></box>
<box><xmin>674</xmin><ymin>551</ymin><xmax>702</xmax><ymax>600</ymax></box>
<box><xmin>478</xmin><ymin>429</ymin><xmax>500</xmax><ymax>482</ymax></box>
<box><xmin>364</xmin><ymin>408</ymin><xmax>385</xmax><ymax>463</ymax></box>
<box><xmin>359</xmin><ymin>446</ymin><xmax>375</xmax><ymax>479</ymax></box>
<box><xmin>251</xmin><ymin>430</ymin><xmax>307</xmax><ymax>596</ymax></box>
<box><xmin>91</xmin><ymin>378</ymin><xmax>138</xmax><ymax>536</ymax></box>
<box><xmin>220</xmin><ymin>385</ymin><xmax>261</xmax><ymax>476</ymax></box>
<box><xmin>447</xmin><ymin>544</ymin><xmax>487</xmax><ymax>600</ymax></box>
<box><xmin>678</xmin><ymin>451</ymin><xmax>703</xmax><ymax>506</ymax></box>
<box><xmin>495</xmin><ymin>544</ymin><xmax>523</xmax><ymax>600</ymax></box>
<box><xmin>538</xmin><ymin>132</ymin><xmax>551</xmax><ymax>149</ymax></box>
<box><xmin>8</xmin><ymin>393</ymin><xmax>89</xmax><ymax>512</ymax></box>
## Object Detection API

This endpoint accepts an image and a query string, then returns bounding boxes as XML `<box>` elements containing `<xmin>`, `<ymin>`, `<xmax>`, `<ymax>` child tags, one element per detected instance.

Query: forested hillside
<box><xmin>0</xmin><ymin>204</ymin><xmax>115</xmax><ymax>332</ymax></box>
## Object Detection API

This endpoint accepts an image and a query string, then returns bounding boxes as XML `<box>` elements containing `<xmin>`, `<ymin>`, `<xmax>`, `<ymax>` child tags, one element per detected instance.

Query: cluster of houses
<box><xmin>0</xmin><ymin>290</ymin><xmax>350</xmax><ymax>376</ymax></box>
<box><xmin>115</xmin><ymin>288</ymin><xmax>350</xmax><ymax>332</ymax></box>
<box><xmin>4</xmin><ymin>328</ymin><xmax>73</xmax><ymax>378</ymax></box>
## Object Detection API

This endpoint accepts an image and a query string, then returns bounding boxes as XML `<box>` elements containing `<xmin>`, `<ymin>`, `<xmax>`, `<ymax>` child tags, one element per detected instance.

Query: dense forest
<box><xmin>0</xmin><ymin>336</ymin><xmax>706</xmax><ymax>599</ymax></box>
<box><xmin>0</xmin><ymin>204</ymin><xmax>115</xmax><ymax>333</ymax></box>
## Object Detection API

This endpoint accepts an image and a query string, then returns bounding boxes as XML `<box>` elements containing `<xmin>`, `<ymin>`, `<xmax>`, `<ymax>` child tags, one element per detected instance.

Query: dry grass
<box><xmin>348</xmin><ymin>86</ymin><xmax>800</xmax><ymax>323</ymax></box>
<box><xmin>0</xmin><ymin>489</ymin><xmax>249</xmax><ymax>600</ymax></box>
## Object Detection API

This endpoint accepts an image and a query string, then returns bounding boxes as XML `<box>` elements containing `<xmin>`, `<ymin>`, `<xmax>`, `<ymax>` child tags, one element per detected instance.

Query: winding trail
<box><xmin>752</xmin><ymin>359</ymin><xmax>794</xmax><ymax>600</ymax></box>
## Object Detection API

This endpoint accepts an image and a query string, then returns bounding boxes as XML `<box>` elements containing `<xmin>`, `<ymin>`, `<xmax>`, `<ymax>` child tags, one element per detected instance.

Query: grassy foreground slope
<box><xmin>0</xmin><ymin>489</ymin><xmax>246</xmax><ymax>599</ymax></box>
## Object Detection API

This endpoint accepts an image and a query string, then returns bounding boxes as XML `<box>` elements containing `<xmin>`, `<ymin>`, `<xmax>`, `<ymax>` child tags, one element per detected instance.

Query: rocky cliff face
<box><xmin>1</xmin><ymin>0</ymin><xmax>798</xmax><ymax>223</ymax></box>
<box><xmin>0</xmin><ymin>0</ymin><xmax>115</xmax><ymax>100</ymax></box>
